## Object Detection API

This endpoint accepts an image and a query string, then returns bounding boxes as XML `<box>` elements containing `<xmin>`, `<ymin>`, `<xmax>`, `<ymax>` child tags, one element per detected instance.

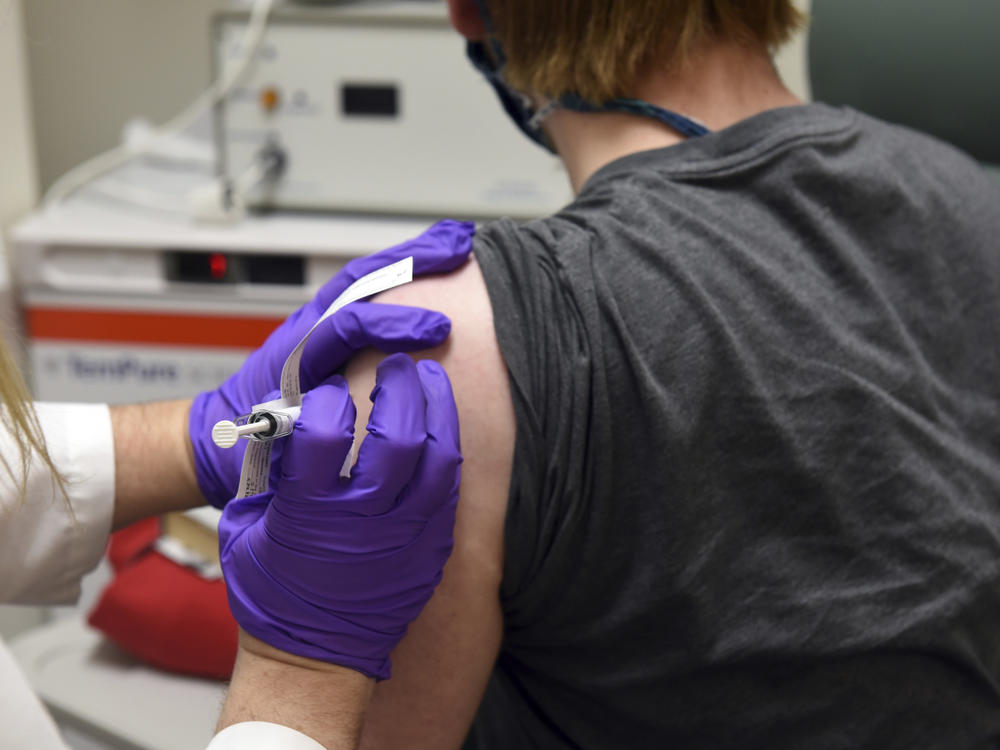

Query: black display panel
<box><xmin>165</xmin><ymin>251</ymin><xmax>305</xmax><ymax>285</ymax></box>
<box><xmin>341</xmin><ymin>83</ymin><xmax>398</xmax><ymax>117</ymax></box>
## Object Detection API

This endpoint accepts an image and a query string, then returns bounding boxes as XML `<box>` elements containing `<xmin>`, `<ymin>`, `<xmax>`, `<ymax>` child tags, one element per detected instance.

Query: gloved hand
<box><xmin>218</xmin><ymin>354</ymin><xmax>461</xmax><ymax>679</ymax></box>
<box><xmin>190</xmin><ymin>219</ymin><xmax>475</xmax><ymax>508</ymax></box>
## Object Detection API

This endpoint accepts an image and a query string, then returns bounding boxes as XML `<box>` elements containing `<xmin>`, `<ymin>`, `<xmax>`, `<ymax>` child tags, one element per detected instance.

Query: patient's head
<box><xmin>448</xmin><ymin>0</ymin><xmax>805</xmax><ymax>102</ymax></box>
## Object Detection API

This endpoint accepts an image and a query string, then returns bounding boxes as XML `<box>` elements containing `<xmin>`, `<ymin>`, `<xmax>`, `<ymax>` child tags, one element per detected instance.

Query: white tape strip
<box><xmin>234</xmin><ymin>256</ymin><xmax>415</xmax><ymax>499</ymax></box>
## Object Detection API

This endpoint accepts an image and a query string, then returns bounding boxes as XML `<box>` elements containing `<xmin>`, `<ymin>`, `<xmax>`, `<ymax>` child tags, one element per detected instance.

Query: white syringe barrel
<box><xmin>247</xmin><ymin>406</ymin><xmax>301</xmax><ymax>442</ymax></box>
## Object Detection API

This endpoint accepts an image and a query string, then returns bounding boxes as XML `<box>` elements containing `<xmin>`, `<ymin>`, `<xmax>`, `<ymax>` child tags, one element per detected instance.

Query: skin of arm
<box><xmin>108</xmin><ymin>399</ymin><xmax>204</xmax><ymax>530</ymax></box>
<box><xmin>217</xmin><ymin>631</ymin><xmax>375</xmax><ymax>750</ymax></box>
<box><xmin>350</xmin><ymin>256</ymin><xmax>515</xmax><ymax>749</ymax></box>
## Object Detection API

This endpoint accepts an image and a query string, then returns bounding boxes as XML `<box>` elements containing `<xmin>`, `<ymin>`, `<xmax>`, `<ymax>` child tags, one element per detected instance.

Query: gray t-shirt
<box><xmin>469</xmin><ymin>103</ymin><xmax>1000</xmax><ymax>748</ymax></box>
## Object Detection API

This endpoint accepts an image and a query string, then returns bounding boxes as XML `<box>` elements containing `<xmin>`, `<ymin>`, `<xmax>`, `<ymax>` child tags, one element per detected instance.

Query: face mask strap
<box><xmin>527</xmin><ymin>100</ymin><xmax>560</xmax><ymax>132</ymax></box>
<box><xmin>466</xmin><ymin>1</ymin><xmax>711</xmax><ymax>152</ymax></box>
<box><xmin>467</xmin><ymin>0</ymin><xmax>557</xmax><ymax>151</ymax></box>
<box><xmin>557</xmin><ymin>94</ymin><xmax>710</xmax><ymax>139</ymax></box>
<box><xmin>466</xmin><ymin>41</ymin><xmax>555</xmax><ymax>151</ymax></box>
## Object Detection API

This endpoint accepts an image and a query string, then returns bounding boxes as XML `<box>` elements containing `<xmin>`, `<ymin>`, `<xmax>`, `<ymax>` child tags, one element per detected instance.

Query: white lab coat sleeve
<box><xmin>0</xmin><ymin>402</ymin><xmax>115</xmax><ymax>605</ymax></box>
<box><xmin>205</xmin><ymin>722</ymin><xmax>327</xmax><ymax>749</ymax></box>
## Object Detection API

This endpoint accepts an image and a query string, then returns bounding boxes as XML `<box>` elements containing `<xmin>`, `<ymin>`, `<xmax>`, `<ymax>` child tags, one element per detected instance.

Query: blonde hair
<box><xmin>486</xmin><ymin>0</ymin><xmax>806</xmax><ymax>103</ymax></box>
<box><xmin>0</xmin><ymin>336</ymin><xmax>67</xmax><ymax>505</ymax></box>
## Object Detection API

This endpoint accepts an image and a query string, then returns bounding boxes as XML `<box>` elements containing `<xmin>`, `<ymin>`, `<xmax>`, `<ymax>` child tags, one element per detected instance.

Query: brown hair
<box><xmin>485</xmin><ymin>0</ymin><xmax>806</xmax><ymax>103</ymax></box>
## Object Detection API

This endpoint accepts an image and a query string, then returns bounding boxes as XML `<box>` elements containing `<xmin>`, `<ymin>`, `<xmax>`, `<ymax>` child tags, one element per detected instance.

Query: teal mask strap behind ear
<box><xmin>467</xmin><ymin>0</ymin><xmax>710</xmax><ymax>150</ymax></box>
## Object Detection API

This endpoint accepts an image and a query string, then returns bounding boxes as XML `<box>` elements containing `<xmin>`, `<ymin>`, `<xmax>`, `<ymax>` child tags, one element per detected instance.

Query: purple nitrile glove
<box><xmin>190</xmin><ymin>219</ymin><xmax>474</xmax><ymax>508</ymax></box>
<box><xmin>218</xmin><ymin>353</ymin><xmax>462</xmax><ymax>679</ymax></box>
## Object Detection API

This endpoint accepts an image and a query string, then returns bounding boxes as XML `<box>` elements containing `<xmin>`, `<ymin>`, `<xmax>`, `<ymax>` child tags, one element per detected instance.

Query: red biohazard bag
<box><xmin>88</xmin><ymin>517</ymin><xmax>238</xmax><ymax>680</ymax></box>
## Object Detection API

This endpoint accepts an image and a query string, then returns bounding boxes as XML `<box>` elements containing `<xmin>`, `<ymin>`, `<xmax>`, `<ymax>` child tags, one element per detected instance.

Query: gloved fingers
<box><xmin>298</xmin><ymin>303</ymin><xmax>452</xmax><ymax>392</ymax></box>
<box><xmin>278</xmin><ymin>377</ymin><xmax>356</xmax><ymax>495</ymax></box>
<box><xmin>349</xmin><ymin>353</ymin><xmax>428</xmax><ymax>513</ymax></box>
<box><xmin>218</xmin><ymin>491</ymin><xmax>272</xmax><ymax>554</ymax></box>
<box><xmin>403</xmin><ymin>360</ymin><xmax>463</xmax><ymax>518</ymax></box>
<box><xmin>398</xmin><ymin>219</ymin><xmax>476</xmax><ymax>276</ymax></box>
<box><xmin>315</xmin><ymin>220</ymin><xmax>476</xmax><ymax>307</ymax></box>
<box><xmin>194</xmin><ymin>222</ymin><xmax>473</xmax><ymax>508</ymax></box>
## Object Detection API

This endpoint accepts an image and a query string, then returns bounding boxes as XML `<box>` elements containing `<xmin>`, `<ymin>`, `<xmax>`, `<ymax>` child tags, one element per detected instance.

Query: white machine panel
<box><xmin>10</xmin><ymin>202</ymin><xmax>435</xmax><ymax>405</ymax></box>
<box><xmin>215</xmin><ymin>2</ymin><xmax>572</xmax><ymax>217</ymax></box>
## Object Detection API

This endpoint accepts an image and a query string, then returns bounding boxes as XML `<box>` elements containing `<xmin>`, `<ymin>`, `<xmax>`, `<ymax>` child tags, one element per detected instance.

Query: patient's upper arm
<box><xmin>345</xmin><ymin>256</ymin><xmax>514</xmax><ymax>749</ymax></box>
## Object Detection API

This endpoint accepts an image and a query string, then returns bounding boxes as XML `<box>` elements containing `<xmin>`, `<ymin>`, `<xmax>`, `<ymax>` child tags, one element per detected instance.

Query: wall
<box><xmin>775</xmin><ymin>0</ymin><xmax>812</xmax><ymax>102</ymax></box>
<box><xmin>23</xmin><ymin>0</ymin><xmax>229</xmax><ymax>191</ymax></box>
<box><xmin>0</xmin><ymin>0</ymin><xmax>38</xmax><ymax>227</ymax></box>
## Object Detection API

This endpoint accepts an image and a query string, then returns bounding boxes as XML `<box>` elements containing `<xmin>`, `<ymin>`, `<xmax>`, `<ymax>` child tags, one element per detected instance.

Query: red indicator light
<box><xmin>209</xmin><ymin>253</ymin><xmax>228</xmax><ymax>280</ymax></box>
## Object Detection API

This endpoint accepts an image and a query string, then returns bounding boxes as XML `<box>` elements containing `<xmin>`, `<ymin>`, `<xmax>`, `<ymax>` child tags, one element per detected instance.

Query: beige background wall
<box><xmin>1</xmin><ymin>0</ymin><xmax>38</xmax><ymax>227</ymax></box>
<box><xmin>22</xmin><ymin>0</ymin><xmax>229</xmax><ymax>191</ymax></box>
<box><xmin>776</xmin><ymin>0</ymin><xmax>813</xmax><ymax>104</ymax></box>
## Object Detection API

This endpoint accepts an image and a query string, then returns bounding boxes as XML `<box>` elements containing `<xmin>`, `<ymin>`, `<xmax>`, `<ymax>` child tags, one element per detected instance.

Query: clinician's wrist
<box><xmin>184</xmin><ymin>394</ymin><xmax>212</xmax><ymax>506</ymax></box>
<box><xmin>188</xmin><ymin>389</ymin><xmax>230</xmax><ymax>508</ymax></box>
<box><xmin>168</xmin><ymin>397</ymin><xmax>205</xmax><ymax>509</ymax></box>
<box><xmin>237</xmin><ymin>630</ymin><xmax>381</xmax><ymax>679</ymax></box>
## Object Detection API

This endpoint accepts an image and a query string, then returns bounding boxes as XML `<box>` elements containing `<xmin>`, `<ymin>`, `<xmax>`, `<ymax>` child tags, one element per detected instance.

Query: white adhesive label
<box><xmin>234</xmin><ymin>256</ymin><xmax>414</xmax><ymax>498</ymax></box>
<box><xmin>237</xmin><ymin>439</ymin><xmax>274</xmax><ymax>498</ymax></box>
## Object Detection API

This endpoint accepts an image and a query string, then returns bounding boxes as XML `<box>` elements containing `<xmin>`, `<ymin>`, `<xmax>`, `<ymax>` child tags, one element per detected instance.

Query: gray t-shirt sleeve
<box><xmin>473</xmin><ymin>217</ymin><xmax>608</xmax><ymax>629</ymax></box>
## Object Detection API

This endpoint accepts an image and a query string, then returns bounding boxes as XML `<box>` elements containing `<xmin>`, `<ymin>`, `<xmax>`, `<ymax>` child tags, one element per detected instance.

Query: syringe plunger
<box><xmin>211</xmin><ymin>418</ymin><xmax>270</xmax><ymax>449</ymax></box>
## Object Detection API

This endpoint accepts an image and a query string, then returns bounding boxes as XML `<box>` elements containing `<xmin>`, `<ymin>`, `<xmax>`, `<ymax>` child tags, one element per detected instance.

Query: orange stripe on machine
<box><xmin>26</xmin><ymin>308</ymin><xmax>285</xmax><ymax>349</ymax></box>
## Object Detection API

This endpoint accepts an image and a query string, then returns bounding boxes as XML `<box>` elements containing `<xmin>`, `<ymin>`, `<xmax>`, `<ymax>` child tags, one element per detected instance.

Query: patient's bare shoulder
<box><xmin>346</xmin><ymin>255</ymin><xmax>514</xmax><ymax>749</ymax></box>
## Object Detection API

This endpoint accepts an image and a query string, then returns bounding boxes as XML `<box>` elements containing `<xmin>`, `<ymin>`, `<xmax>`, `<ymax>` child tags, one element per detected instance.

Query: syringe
<box><xmin>212</xmin><ymin>406</ymin><xmax>301</xmax><ymax>449</ymax></box>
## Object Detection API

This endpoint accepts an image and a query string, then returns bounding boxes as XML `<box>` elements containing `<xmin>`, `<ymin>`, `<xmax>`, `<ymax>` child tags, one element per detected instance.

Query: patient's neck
<box><xmin>544</xmin><ymin>39</ymin><xmax>804</xmax><ymax>193</ymax></box>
